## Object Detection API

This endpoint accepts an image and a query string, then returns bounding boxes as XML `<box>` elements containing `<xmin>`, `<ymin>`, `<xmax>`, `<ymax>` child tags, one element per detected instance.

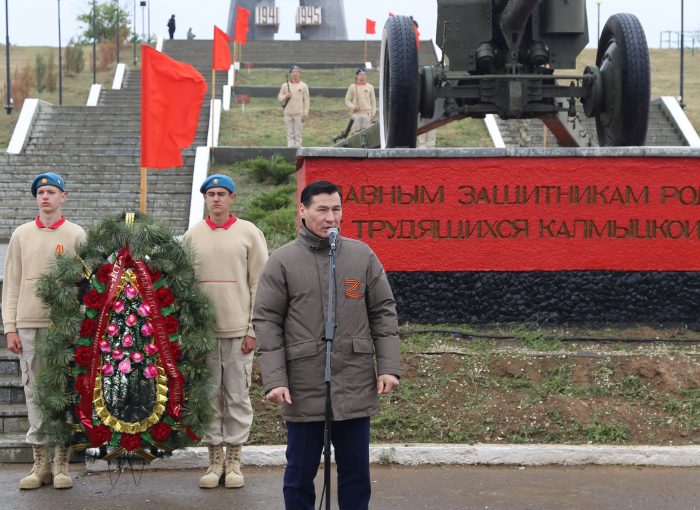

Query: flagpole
<box><xmin>364</xmin><ymin>36</ymin><xmax>367</xmax><ymax>64</ymax></box>
<box><xmin>210</xmin><ymin>69</ymin><xmax>216</xmax><ymax>147</ymax></box>
<box><xmin>140</xmin><ymin>167</ymin><xmax>148</xmax><ymax>213</ymax></box>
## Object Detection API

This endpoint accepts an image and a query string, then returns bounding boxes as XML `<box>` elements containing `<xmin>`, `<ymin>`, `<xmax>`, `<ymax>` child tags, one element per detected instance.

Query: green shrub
<box><xmin>46</xmin><ymin>52</ymin><xmax>57</xmax><ymax>93</ymax></box>
<box><xmin>244</xmin><ymin>155</ymin><xmax>295</xmax><ymax>185</ymax></box>
<box><xmin>249</xmin><ymin>184</ymin><xmax>296</xmax><ymax>212</ymax></box>
<box><xmin>64</xmin><ymin>40</ymin><xmax>85</xmax><ymax>76</ymax></box>
<box><xmin>35</xmin><ymin>54</ymin><xmax>47</xmax><ymax>93</ymax></box>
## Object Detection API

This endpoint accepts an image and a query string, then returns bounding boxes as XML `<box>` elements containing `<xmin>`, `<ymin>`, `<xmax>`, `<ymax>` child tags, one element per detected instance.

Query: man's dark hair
<box><xmin>300</xmin><ymin>180</ymin><xmax>341</xmax><ymax>207</ymax></box>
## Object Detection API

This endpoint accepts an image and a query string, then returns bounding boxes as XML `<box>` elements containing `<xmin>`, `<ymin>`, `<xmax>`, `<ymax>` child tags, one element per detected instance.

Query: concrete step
<box><xmin>0</xmin><ymin>433</ymin><xmax>32</xmax><ymax>463</ymax></box>
<box><xmin>0</xmin><ymin>374</ymin><xmax>25</xmax><ymax>405</ymax></box>
<box><xmin>0</xmin><ymin>348</ymin><xmax>20</xmax><ymax>376</ymax></box>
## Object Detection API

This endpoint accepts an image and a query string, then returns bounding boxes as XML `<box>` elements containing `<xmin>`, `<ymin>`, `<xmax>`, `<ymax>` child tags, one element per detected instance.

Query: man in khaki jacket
<box><xmin>254</xmin><ymin>180</ymin><xmax>400</xmax><ymax>510</ymax></box>
<box><xmin>277</xmin><ymin>65</ymin><xmax>310</xmax><ymax>148</ymax></box>
<box><xmin>3</xmin><ymin>172</ymin><xmax>85</xmax><ymax>490</ymax></box>
<box><xmin>344</xmin><ymin>67</ymin><xmax>376</xmax><ymax>134</ymax></box>
<box><xmin>184</xmin><ymin>173</ymin><xmax>268</xmax><ymax>489</ymax></box>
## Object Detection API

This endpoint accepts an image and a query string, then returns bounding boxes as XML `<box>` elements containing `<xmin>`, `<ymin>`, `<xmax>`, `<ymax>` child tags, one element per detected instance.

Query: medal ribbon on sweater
<box><xmin>133</xmin><ymin>259</ymin><xmax>184</xmax><ymax>417</ymax></box>
<box><xmin>78</xmin><ymin>246</ymin><xmax>129</xmax><ymax>429</ymax></box>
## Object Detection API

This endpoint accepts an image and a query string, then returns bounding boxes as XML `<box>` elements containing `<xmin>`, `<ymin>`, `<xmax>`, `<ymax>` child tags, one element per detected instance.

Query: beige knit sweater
<box><xmin>2</xmin><ymin>220</ymin><xmax>85</xmax><ymax>333</ymax></box>
<box><xmin>184</xmin><ymin>218</ymin><xmax>268</xmax><ymax>338</ymax></box>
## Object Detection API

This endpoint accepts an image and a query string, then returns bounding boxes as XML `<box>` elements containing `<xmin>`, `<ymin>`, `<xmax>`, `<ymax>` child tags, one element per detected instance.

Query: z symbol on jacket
<box><xmin>344</xmin><ymin>278</ymin><xmax>364</xmax><ymax>299</ymax></box>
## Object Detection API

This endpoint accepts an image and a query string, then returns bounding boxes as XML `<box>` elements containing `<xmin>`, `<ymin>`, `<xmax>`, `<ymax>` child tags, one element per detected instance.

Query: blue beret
<box><xmin>289</xmin><ymin>65</ymin><xmax>300</xmax><ymax>73</ymax></box>
<box><xmin>31</xmin><ymin>172</ymin><xmax>65</xmax><ymax>196</ymax></box>
<box><xmin>200</xmin><ymin>174</ymin><xmax>235</xmax><ymax>194</ymax></box>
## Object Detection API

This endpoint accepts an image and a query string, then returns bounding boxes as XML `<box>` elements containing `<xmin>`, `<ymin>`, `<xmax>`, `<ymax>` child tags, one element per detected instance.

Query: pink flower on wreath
<box><xmin>99</xmin><ymin>339</ymin><xmax>111</xmax><ymax>353</ymax></box>
<box><xmin>144</xmin><ymin>343</ymin><xmax>158</xmax><ymax>356</ymax></box>
<box><xmin>112</xmin><ymin>348</ymin><xmax>124</xmax><ymax>360</ymax></box>
<box><xmin>101</xmin><ymin>363</ymin><xmax>114</xmax><ymax>376</ymax></box>
<box><xmin>122</xmin><ymin>333</ymin><xmax>134</xmax><ymax>348</ymax></box>
<box><xmin>141</xmin><ymin>322</ymin><xmax>154</xmax><ymax>337</ymax></box>
<box><xmin>118</xmin><ymin>358</ymin><xmax>132</xmax><ymax>374</ymax></box>
<box><xmin>125</xmin><ymin>313</ymin><xmax>138</xmax><ymax>327</ymax></box>
<box><xmin>125</xmin><ymin>286</ymin><xmax>138</xmax><ymax>299</ymax></box>
<box><xmin>107</xmin><ymin>323</ymin><xmax>119</xmax><ymax>337</ymax></box>
<box><xmin>130</xmin><ymin>351</ymin><xmax>144</xmax><ymax>363</ymax></box>
<box><xmin>143</xmin><ymin>365</ymin><xmax>158</xmax><ymax>379</ymax></box>
<box><xmin>137</xmin><ymin>303</ymin><xmax>151</xmax><ymax>317</ymax></box>
<box><xmin>113</xmin><ymin>300</ymin><xmax>125</xmax><ymax>314</ymax></box>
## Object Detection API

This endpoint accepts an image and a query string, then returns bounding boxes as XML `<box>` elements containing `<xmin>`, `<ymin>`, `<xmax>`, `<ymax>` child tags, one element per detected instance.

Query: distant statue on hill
<box><xmin>167</xmin><ymin>15</ymin><xmax>176</xmax><ymax>40</ymax></box>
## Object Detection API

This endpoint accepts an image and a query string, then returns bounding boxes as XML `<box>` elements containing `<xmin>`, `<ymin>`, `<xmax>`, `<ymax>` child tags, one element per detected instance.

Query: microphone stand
<box><xmin>319</xmin><ymin>240</ymin><xmax>336</xmax><ymax>510</ymax></box>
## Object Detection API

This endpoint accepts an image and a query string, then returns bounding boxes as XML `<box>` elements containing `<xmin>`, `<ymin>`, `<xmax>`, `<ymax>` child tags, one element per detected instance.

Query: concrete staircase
<box><xmin>495</xmin><ymin>99</ymin><xmax>690</xmax><ymax>147</ymax></box>
<box><xmin>0</xmin><ymin>276</ymin><xmax>32</xmax><ymax>463</ymax></box>
<box><xmin>0</xmin><ymin>63</ymin><xmax>211</xmax><ymax>241</ymax></box>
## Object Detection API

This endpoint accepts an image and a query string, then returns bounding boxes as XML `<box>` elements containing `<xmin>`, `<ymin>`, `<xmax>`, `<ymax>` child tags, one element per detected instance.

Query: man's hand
<box><xmin>7</xmin><ymin>332</ymin><xmax>22</xmax><ymax>354</ymax></box>
<box><xmin>241</xmin><ymin>335</ymin><xmax>256</xmax><ymax>354</ymax></box>
<box><xmin>352</xmin><ymin>106</ymin><xmax>360</xmax><ymax>113</ymax></box>
<box><xmin>302</xmin><ymin>115</ymin><xmax>307</xmax><ymax>123</ymax></box>
<box><xmin>266</xmin><ymin>386</ymin><xmax>292</xmax><ymax>405</ymax></box>
<box><xmin>377</xmin><ymin>374</ymin><xmax>399</xmax><ymax>395</ymax></box>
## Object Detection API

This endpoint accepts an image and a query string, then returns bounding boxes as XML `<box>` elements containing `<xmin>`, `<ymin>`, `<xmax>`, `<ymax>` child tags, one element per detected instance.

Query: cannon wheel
<box><xmin>379</xmin><ymin>15</ymin><xmax>419</xmax><ymax>148</ymax></box>
<box><xmin>595</xmin><ymin>13</ymin><xmax>650</xmax><ymax>146</ymax></box>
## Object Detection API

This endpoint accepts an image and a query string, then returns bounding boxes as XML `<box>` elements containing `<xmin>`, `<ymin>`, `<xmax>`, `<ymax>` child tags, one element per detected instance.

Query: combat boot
<box><xmin>52</xmin><ymin>444</ymin><xmax>73</xmax><ymax>489</ymax></box>
<box><xmin>199</xmin><ymin>445</ymin><xmax>225</xmax><ymax>488</ymax></box>
<box><xmin>224</xmin><ymin>444</ymin><xmax>244</xmax><ymax>488</ymax></box>
<box><xmin>18</xmin><ymin>445</ymin><xmax>52</xmax><ymax>489</ymax></box>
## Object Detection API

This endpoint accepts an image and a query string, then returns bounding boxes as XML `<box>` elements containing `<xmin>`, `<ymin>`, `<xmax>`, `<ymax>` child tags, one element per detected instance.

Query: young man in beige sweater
<box><xmin>183</xmin><ymin>174</ymin><xmax>268</xmax><ymax>489</ymax></box>
<box><xmin>277</xmin><ymin>65</ymin><xmax>310</xmax><ymax>148</ymax></box>
<box><xmin>344</xmin><ymin>67</ymin><xmax>376</xmax><ymax>134</ymax></box>
<box><xmin>2</xmin><ymin>172</ymin><xmax>85</xmax><ymax>490</ymax></box>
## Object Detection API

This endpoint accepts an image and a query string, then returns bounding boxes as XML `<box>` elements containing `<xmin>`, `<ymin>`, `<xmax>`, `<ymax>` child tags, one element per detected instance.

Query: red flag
<box><xmin>141</xmin><ymin>46</ymin><xmax>207</xmax><ymax>168</ymax></box>
<box><xmin>234</xmin><ymin>6</ymin><xmax>251</xmax><ymax>45</ymax></box>
<box><xmin>213</xmin><ymin>25</ymin><xmax>231</xmax><ymax>70</ymax></box>
<box><xmin>366</xmin><ymin>18</ymin><xmax>376</xmax><ymax>35</ymax></box>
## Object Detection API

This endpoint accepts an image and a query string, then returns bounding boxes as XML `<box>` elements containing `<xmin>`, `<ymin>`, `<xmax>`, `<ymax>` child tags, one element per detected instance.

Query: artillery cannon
<box><xmin>379</xmin><ymin>0</ymin><xmax>650</xmax><ymax>148</ymax></box>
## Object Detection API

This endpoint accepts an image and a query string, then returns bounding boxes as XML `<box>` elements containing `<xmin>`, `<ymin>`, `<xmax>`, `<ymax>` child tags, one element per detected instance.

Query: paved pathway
<box><xmin>1</xmin><ymin>463</ymin><xmax>698</xmax><ymax>509</ymax></box>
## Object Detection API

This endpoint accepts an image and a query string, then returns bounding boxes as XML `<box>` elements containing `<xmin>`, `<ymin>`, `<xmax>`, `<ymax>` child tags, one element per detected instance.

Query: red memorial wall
<box><xmin>298</xmin><ymin>156</ymin><xmax>700</xmax><ymax>272</ymax></box>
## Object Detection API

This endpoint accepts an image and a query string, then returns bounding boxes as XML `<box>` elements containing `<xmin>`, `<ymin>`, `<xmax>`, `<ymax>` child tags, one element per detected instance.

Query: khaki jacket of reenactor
<box><xmin>344</xmin><ymin>83</ymin><xmax>376</xmax><ymax>117</ymax></box>
<box><xmin>278</xmin><ymin>80</ymin><xmax>310</xmax><ymax>117</ymax></box>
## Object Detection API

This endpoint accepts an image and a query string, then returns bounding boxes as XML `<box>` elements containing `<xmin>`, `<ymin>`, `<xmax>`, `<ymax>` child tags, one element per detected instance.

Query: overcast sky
<box><xmin>4</xmin><ymin>1</ymin><xmax>699</xmax><ymax>49</ymax></box>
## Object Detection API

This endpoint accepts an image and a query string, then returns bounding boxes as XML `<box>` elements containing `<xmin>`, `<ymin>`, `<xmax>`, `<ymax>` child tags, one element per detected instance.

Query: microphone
<box><xmin>328</xmin><ymin>227</ymin><xmax>339</xmax><ymax>250</ymax></box>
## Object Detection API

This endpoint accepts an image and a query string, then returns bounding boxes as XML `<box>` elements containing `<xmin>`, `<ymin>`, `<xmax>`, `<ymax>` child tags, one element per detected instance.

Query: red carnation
<box><xmin>96</xmin><ymin>263</ymin><xmax>113</xmax><ymax>283</ymax></box>
<box><xmin>150</xmin><ymin>422</ymin><xmax>172</xmax><ymax>441</ymax></box>
<box><xmin>79</xmin><ymin>318</ymin><xmax>98</xmax><ymax>338</ymax></box>
<box><xmin>74</xmin><ymin>346</ymin><xmax>93</xmax><ymax>366</ymax></box>
<box><xmin>74</xmin><ymin>374</ymin><xmax>86</xmax><ymax>393</ymax></box>
<box><xmin>155</xmin><ymin>287</ymin><xmax>174</xmax><ymax>307</ymax></box>
<box><xmin>87</xmin><ymin>424</ymin><xmax>112</xmax><ymax>447</ymax></box>
<box><xmin>170</xmin><ymin>341</ymin><xmax>182</xmax><ymax>361</ymax></box>
<box><xmin>83</xmin><ymin>289</ymin><xmax>105</xmax><ymax>310</ymax></box>
<box><xmin>148</xmin><ymin>266</ymin><xmax>162</xmax><ymax>282</ymax></box>
<box><xmin>120</xmin><ymin>433</ymin><xmax>142</xmax><ymax>451</ymax></box>
<box><xmin>164</xmin><ymin>316</ymin><xmax>180</xmax><ymax>335</ymax></box>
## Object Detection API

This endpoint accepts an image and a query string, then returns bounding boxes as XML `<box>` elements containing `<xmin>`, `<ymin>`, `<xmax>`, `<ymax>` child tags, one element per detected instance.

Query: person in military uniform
<box><xmin>344</xmin><ymin>67</ymin><xmax>376</xmax><ymax>134</ymax></box>
<box><xmin>277</xmin><ymin>65</ymin><xmax>310</xmax><ymax>148</ymax></box>
<box><xmin>183</xmin><ymin>174</ymin><xmax>268</xmax><ymax>489</ymax></box>
<box><xmin>3</xmin><ymin>173</ymin><xmax>86</xmax><ymax>490</ymax></box>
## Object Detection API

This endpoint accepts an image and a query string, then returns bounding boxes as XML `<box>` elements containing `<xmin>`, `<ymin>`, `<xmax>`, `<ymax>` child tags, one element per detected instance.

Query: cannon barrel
<box><xmin>500</xmin><ymin>0</ymin><xmax>542</xmax><ymax>36</ymax></box>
